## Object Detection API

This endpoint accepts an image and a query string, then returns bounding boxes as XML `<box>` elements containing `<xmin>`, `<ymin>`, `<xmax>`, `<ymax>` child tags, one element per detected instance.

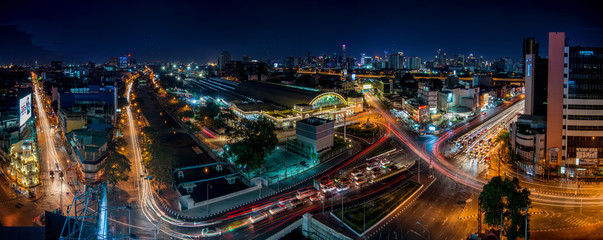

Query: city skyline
<box><xmin>1</xmin><ymin>0</ymin><xmax>602</xmax><ymax>65</ymax></box>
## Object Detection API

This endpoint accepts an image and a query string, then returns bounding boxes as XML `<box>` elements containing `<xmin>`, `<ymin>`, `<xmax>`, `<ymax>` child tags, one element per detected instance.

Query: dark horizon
<box><xmin>1</xmin><ymin>0</ymin><xmax>602</xmax><ymax>65</ymax></box>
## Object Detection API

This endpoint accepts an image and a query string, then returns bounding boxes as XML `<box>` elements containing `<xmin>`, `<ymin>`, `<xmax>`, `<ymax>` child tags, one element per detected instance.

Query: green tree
<box><xmin>100</xmin><ymin>150</ymin><xmax>131</xmax><ymax>190</ymax></box>
<box><xmin>114</xmin><ymin>137</ymin><xmax>127</xmax><ymax>154</ymax></box>
<box><xmin>479</xmin><ymin>176</ymin><xmax>531</xmax><ymax>240</ymax></box>
<box><xmin>217</xmin><ymin>109</ymin><xmax>237</xmax><ymax>128</ymax></box>
<box><xmin>227</xmin><ymin>116</ymin><xmax>278</xmax><ymax>172</ymax></box>
<box><xmin>141</xmin><ymin>127</ymin><xmax>176</xmax><ymax>187</ymax></box>
<box><xmin>199</xmin><ymin>100</ymin><xmax>221</xmax><ymax>119</ymax></box>
<box><xmin>181</xmin><ymin>109</ymin><xmax>194</xmax><ymax>119</ymax></box>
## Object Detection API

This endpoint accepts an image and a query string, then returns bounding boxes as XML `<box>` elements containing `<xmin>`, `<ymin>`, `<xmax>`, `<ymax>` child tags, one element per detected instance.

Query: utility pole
<box><xmin>126</xmin><ymin>205</ymin><xmax>132</xmax><ymax>237</ymax></box>
<box><xmin>522</xmin><ymin>206</ymin><xmax>531</xmax><ymax>240</ymax></box>
<box><xmin>343</xmin><ymin>111</ymin><xmax>347</xmax><ymax>141</ymax></box>
<box><xmin>154</xmin><ymin>218</ymin><xmax>162</xmax><ymax>240</ymax></box>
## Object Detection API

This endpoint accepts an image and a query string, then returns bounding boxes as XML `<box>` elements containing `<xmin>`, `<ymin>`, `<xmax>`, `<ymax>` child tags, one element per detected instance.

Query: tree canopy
<box><xmin>100</xmin><ymin>150</ymin><xmax>131</xmax><ymax>189</ymax></box>
<box><xmin>199</xmin><ymin>99</ymin><xmax>221</xmax><ymax>119</ymax></box>
<box><xmin>479</xmin><ymin>176</ymin><xmax>531</xmax><ymax>240</ymax></box>
<box><xmin>141</xmin><ymin>127</ymin><xmax>176</xmax><ymax>186</ymax></box>
<box><xmin>226</xmin><ymin>116</ymin><xmax>278</xmax><ymax>172</ymax></box>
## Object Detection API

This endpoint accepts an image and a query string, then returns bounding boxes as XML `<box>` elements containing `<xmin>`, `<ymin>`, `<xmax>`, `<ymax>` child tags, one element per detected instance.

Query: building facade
<box><xmin>511</xmin><ymin>115</ymin><xmax>547</xmax><ymax>175</ymax></box>
<box><xmin>545</xmin><ymin>32</ymin><xmax>603</xmax><ymax>176</ymax></box>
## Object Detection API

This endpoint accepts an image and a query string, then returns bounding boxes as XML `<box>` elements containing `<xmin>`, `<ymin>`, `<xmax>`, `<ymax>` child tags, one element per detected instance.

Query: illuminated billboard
<box><xmin>19</xmin><ymin>94</ymin><xmax>32</xmax><ymax>126</ymax></box>
<box><xmin>447</xmin><ymin>93</ymin><xmax>453</xmax><ymax>103</ymax></box>
<box><xmin>362</xmin><ymin>84</ymin><xmax>372</xmax><ymax>90</ymax></box>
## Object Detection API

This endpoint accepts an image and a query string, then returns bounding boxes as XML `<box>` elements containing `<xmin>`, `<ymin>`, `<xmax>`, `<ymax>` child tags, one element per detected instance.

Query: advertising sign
<box><xmin>548</xmin><ymin>147</ymin><xmax>559</xmax><ymax>164</ymax></box>
<box><xmin>19</xmin><ymin>94</ymin><xmax>32</xmax><ymax>126</ymax></box>
<box><xmin>447</xmin><ymin>93</ymin><xmax>454</xmax><ymax>103</ymax></box>
<box><xmin>576</xmin><ymin>148</ymin><xmax>598</xmax><ymax>160</ymax></box>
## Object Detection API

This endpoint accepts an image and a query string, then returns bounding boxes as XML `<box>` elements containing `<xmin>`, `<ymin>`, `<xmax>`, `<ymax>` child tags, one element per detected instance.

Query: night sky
<box><xmin>1</xmin><ymin>0</ymin><xmax>602</xmax><ymax>65</ymax></box>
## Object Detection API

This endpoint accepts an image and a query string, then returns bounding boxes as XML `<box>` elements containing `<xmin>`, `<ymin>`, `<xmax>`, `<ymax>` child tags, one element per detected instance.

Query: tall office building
<box><xmin>523</xmin><ymin>54</ymin><xmax>548</xmax><ymax>116</ymax></box>
<box><xmin>546</xmin><ymin>32</ymin><xmax>603</xmax><ymax>175</ymax></box>
<box><xmin>407</xmin><ymin>56</ymin><xmax>422</xmax><ymax>70</ymax></box>
<box><xmin>389</xmin><ymin>52</ymin><xmax>404</xmax><ymax>70</ymax></box>
<box><xmin>218</xmin><ymin>51</ymin><xmax>232</xmax><ymax>71</ymax></box>
<box><xmin>342</xmin><ymin>44</ymin><xmax>346</xmax><ymax>60</ymax></box>
<box><xmin>546</xmin><ymin>32</ymin><xmax>566</xmax><ymax>170</ymax></box>
<box><xmin>523</xmin><ymin>37</ymin><xmax>539</xmax><ymax>66</ymax></box>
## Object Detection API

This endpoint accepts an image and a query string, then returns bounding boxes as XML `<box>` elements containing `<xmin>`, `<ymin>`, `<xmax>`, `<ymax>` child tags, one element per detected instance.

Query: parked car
<box><xmin>249</xmin><ymin>212</ymin><xmax>268</xmax><ymax>223</ymax></box>
<box><xmin>319</xmin><ymin>177</ymin><xmax>334</xmax><ymax>188</ymax></box>
<box><xmin>351</xmin><ymin>169</ymin><xmax>363</xmax><ymax>176</ymax></box>
<box><xmin>201</xmin><ymin>227</ymin><xmax>221</xmax><ymax>237</ymax></box>
<box><xmin>354</xmin><ymin>173</ymin><xmax>366</xmax><ymax>181</ymax></box>
<box><xmin>366</xmin><ymin>164</ymin><xmax>379</xmax><ymax>171</ymax></box>
<box><xmin>354</xmin><ymin>179</ymin><xmax>367</xmax><ymax>186</ymax></box>
<box><xmin>287</xmin><ymin>199</ymin><xmax>304</xmax><ymax>209</ymax></box>
<box><xmin>309</xmin><ymin>193</ymin><xmax>325</xmax><ymax>202</ymax></box>
<box><xmin>278</xmin><ymin>196</ymin><xmax>295</xmax><ymax>205</ymax></box>
<box><xmin>269</xmin><ymin>205</ymin><xmax>287</xmax><ymax>215</ymax></box>
<box><xmin>336</xmin><ymin>184</ymin><xmax>350</xmax><ymax>192</ymax></box>
<box><xmin>322</xmin><ymin>183</ymin><xmax>336</xmax><ymax>193</ymax></box>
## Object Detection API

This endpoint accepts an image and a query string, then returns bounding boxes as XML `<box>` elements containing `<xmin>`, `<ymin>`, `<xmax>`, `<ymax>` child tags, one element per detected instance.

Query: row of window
<box><xmin>567</xmin><ymin>125</ymin><xmax>603</xmax><ymax>131</ymax></box>
<box><xmin>565</xmin><ymin>105</ymin><xmax>603</xmax><ymax>110</ymax></box>
<box><xmin>564</xmin><ymin>115</ymin><xmax>603</xmax><ymax>120</ymax></box>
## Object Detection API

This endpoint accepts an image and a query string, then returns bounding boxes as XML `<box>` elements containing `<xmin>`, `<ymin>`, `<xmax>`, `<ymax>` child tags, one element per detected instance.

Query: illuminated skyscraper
<box><xmin>218</xmin><ymin>51</ymin><xmax>232</xmax><ymax>71</ymax></box>
<box><xmin>389</xmin><ymin>52</ymin><xmax>404</xmax><ymax>70</ymax></box>
<box><xmin>523</xmin><ymin>37</ymin><xmax>539</xmax><ymax>67</ymax></box>
<box><xmin>545</xmin><ymin>32</ymin><xmax>603</xmax><ymax>175</ymax></box>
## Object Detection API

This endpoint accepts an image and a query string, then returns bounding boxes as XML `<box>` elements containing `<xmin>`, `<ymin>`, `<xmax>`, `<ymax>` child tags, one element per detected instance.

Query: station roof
<box><xmin>235</xmin><ymin>81</ymin><xmax>343</xmax><ymax>109</ymax></box>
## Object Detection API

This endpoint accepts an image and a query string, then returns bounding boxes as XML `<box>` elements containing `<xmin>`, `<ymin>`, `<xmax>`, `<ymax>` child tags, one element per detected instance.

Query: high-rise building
<box><xmin>545</xmin><ymin>32</ymin><xmax>603</xmax><ymax>175</ymax></box>
<box><xmin>546</xmin><ymin>32</ymin><xmax>566</xmax><ymax>170</ymax></box>
<box><xmin>218</xmin><ymin>51</ymin><xmax>232</xmax><ymax>71</ymax></box>
<box><xmin>436</xmin><ymin>49</ymin><xmax>442</xmax><ymax>65</ymax></box>
<box><xmin>389</xmin><ymin>52</ymin><xmax>404</xmax><ymax>70</ymax></box>
<box><xmin>342</xmin><ymin>44</ymin><xmax>346</xmax><ymax>60</ymax></box>
<box><xmin>523</xmin><ymin>54</ymin><xmax>548</xmax><ymax>116</ymax></box>
<box><xmin>407</xmin><ymin>56</ymin><xmax>422</xmax><ymax>70</ymax></box>
<box><xmin>523</xmin><ymin>37</ymin><xmax>539</xmax><ymax>66</ymax></box>
<box><xmin>563</xmin><ymin>46</ymin><xmax>603</xmax><ymax>169</ymax></box>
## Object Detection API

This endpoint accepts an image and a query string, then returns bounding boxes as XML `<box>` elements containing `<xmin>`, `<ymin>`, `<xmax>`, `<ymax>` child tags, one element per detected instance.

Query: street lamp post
<box><xmin>521</xmin><ymin>206</ymin><xmax>531</xmax><ymax>240</ymax></box>
<box><xmin>416</xmin><ymin>221</ymin><xmax>430</xmax><ymax>240</ymax></box>
<box><xmin>126</xmin><ymin>205</ymin><xmax>132</xmax><ymax>236</ymax></box>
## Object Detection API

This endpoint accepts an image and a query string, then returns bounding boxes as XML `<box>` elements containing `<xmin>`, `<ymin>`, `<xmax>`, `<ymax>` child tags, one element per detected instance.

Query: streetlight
<box><xmin>416</xmin><ymin>221</ymin><xmax>430</xmax><ymax>240</ymax></box>
<box><xmin>125</xmin><ymin>205</ymin><xmax>132</xmax><ymax>236</ymax></box>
